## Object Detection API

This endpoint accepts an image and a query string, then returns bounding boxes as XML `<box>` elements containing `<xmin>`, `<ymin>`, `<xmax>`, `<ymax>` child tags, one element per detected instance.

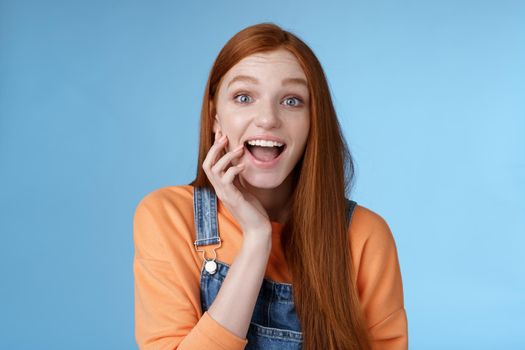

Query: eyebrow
<box><xmin>226</xmin><ymin>75</ymin><xmax>308</xmax><ymax>89</ymax></box>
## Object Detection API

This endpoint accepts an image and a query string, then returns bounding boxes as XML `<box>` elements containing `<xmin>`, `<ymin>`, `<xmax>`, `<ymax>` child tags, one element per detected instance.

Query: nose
<box><xmin>253</xmin><ymin>100</ymin><xmax>281</xmax><ymax>129</ymax></box>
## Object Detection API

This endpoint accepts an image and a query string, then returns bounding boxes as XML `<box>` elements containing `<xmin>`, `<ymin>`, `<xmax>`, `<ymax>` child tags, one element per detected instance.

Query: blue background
<box><xmin>1</xmin><ymin>0</ymin><xmax>523</xmax><ymax>349</ymax></box>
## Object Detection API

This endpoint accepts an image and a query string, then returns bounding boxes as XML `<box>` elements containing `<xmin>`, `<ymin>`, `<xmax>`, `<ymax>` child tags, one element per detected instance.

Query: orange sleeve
<box><xmin>355</xmin><ymin>211</ymin><xmax>408</xmax><ymax>350</ymax></box>
<box><xmin>133</xmin><ymin>191</ymin><xmax>249</xmax><ymax>350</ymax></box>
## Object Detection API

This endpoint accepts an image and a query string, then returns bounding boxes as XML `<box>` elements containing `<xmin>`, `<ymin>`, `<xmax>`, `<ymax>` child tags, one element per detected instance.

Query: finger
<box><xmin>209</xmin><ymin>131</ymin><xmax>227</xmax><ymax>162</ymax></box>
<box><xmin>212</xmin><ymin>144</ymin><xmax>244</xmax><ymax>175</ymax></box>
<box><xmin>222</xmin><ymin>163</ymin><xmax>245</xmax><ymax>184</ymax></box>
<box><xmin>202</xmin><ymin>131</ymin><xmax>227</xmax><ymax>172</ymax></box>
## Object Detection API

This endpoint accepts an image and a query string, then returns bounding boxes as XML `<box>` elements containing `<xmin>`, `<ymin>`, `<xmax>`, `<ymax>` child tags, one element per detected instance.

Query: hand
<box><xmin>202</xmin><ymin>130</ymin><xmax>272</xmax><ymax>243</ymax></box>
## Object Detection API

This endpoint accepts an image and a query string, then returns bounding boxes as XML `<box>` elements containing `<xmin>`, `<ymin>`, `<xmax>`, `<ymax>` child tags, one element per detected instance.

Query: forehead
<box><xmin>223</xmin><ymin>49</ymin><xmax>306</xmax><ymax>81</ymax></box>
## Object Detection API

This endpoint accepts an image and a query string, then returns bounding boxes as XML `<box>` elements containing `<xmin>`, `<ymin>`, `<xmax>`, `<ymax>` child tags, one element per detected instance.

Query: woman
<box><xmin>134</xmin><ymin>23</ymin><xmax>408</xmax><ymax>350</ymax></box>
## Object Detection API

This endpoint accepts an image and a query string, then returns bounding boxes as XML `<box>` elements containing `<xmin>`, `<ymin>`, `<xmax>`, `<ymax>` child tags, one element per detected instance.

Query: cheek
<box><xmin>291</xmin><ymin>116</ymin><xmax>310</xmax><ymax>147</ymax></box>
<box><xmin>217</xmin><ymin>117</ymin><xmax>249</xmax><ymax>149</ymax></box>
<box><xmin>221</xmin><ymin>116</ymin><xmax>247</xmax><ymax>133</ymax></box>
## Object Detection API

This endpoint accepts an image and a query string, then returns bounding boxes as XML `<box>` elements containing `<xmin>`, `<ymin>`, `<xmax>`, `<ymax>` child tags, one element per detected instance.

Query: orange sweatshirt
<box><xmin>133</xmin><ymin>185</ymin><xmax>408</xmax><ymax>350</ymax></box>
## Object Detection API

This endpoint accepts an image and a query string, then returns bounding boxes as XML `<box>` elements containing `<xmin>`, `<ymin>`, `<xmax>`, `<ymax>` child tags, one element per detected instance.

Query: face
<box><xmin>213</xmin><ymin>49</ymin><xmax>310</xmax><ymax>189</ymax></box>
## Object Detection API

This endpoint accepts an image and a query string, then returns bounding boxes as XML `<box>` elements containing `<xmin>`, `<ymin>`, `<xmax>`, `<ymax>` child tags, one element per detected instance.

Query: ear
<box><xmin>210</xmin><ymin>99</ymin><xmax>221</xmax><ymax>133</ymax></box>
<box><xmin>212</xmin><ymin>115</ymin><xmax>220</xmax><ymax>133</ymax></box>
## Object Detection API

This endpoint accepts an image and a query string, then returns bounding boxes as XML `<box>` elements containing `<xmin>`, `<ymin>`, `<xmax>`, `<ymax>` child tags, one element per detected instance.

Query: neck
<box><xmin>238</xmin><ymin>173</ymin><xmax>294</xmax><ymax>224</ymax></box>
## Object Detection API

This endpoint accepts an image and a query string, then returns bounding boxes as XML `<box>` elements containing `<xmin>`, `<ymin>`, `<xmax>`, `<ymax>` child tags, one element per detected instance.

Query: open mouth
<box><xmin>244</xmin><ymin>141</ymin><xmax>286</xmax><ymax>163</ymax></box>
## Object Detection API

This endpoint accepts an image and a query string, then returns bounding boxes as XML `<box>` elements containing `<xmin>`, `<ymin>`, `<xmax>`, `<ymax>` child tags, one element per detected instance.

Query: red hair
<box><xmin>190</xmin><ymin>23</ymin><xmax>371</xmax><ymax>350</ymax></box>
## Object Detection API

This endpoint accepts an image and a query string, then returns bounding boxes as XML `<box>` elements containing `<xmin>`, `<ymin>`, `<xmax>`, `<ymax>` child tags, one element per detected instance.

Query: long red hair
<box><xmin>190</xmin><ymin>23</ymin><xmax>371</xmax><ymax>350</ymax></box>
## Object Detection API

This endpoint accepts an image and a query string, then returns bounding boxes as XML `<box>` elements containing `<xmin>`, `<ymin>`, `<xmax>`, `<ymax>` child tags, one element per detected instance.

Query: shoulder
<box><xmin>133</xmin><ymin>185</ymin><xmax>196</xmax><ymax>228</ymax></box>
<box><xmin>133</xmin><ymin>185</ymin><xmax>196</xmax><ymax>260</ymax></box>
<box><xmin>133</xmin><ymin>184</ymin><xmax>195</xmax><ymax>233</ymax></box>
<box><xmin>135</xmin><ymin>185</ymin><xmax>194</xmax><ymax>212</ymax></box>
<box><xmin>350</xmin><ymin>203</ymin><xmax>392</xmax><ymax>237</ymax></box>
<box><xmin>348</xmin><ymin>203</ymin><xmax>397</xmax><ymax>259</ymax></box>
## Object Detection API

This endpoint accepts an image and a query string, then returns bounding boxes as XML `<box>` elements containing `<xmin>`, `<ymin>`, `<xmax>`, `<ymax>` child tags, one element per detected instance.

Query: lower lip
<box><xmin>244</xmin><ymin>146</ymin><xmax>286</xmax><ymax>169</ymax></box>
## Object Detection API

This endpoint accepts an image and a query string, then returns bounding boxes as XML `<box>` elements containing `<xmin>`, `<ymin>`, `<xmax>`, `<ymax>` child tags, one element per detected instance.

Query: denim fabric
<box><xmin>193</xmin><ymin>186</ymin><xmax>357</xmax><ymax>350</ymax></box>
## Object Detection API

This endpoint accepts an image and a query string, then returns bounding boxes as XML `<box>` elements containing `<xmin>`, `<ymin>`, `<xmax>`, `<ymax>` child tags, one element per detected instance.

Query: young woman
<box><xmin>133</xmin><ymin>23</ymin><xmax>408</xmax><ymax>350</ymax></box>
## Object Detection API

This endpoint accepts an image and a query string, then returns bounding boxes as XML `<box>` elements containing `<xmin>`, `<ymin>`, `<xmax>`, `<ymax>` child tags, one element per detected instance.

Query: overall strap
<box><xmin>193</xmin><ymin>186</ymin><xmax>221</xmax><ymax>247</ymax></box>
<box><xmin>346</xmin><ymin>198</ymin><xmax>358</xmax><ymax>227</ymax></box>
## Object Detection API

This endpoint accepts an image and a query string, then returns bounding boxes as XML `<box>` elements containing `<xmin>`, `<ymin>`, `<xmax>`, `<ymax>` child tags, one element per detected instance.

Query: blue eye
<box><xmin>234</xmin><ymin>94</ymin><xmax>252</xmax><ymax>104</ymax></box>
<box><xmin>283</xmin><ymin>97</ymin><xmax>303</xmax><ymax>107</ymax></box>
<box><xmin>233</xmin><ymin>94</ymin><xmax>303</xmax><ymax>107</ymax></box>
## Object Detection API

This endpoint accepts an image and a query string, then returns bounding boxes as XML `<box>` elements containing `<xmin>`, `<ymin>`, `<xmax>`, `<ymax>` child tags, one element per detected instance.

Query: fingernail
<box><xmin>234</xmin><ymin>144</ymin><xmax>244</xmax><ymax>151</ymax></box>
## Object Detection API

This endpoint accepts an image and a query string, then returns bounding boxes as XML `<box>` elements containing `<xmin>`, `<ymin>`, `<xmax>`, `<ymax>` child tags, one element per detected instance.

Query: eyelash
<box><xmin>233</xmin><ymin>93</ymin><xmax>304</xmax><ymax>107</ymax></box>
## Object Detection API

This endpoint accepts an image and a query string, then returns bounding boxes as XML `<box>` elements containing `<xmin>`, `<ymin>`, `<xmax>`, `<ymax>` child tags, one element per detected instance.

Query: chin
<box><xmin>239</xmin><ymin>171</ymin><xmax>285</xmax><ymax>189</ymax></box>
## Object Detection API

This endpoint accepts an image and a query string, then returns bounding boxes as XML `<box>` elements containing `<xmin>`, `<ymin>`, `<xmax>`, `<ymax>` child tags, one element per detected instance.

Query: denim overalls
<box><xmin>193</xmin><ymin>186</ymin><xmax>357</xmax><ymax>350</ymax></box>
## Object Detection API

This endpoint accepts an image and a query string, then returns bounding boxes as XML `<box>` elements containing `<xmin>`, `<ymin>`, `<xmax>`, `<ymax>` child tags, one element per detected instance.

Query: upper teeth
<box><xmin>247</xmin><ymin>139</ymin><xmax>284</xmax><ymax>147</ymax></box>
